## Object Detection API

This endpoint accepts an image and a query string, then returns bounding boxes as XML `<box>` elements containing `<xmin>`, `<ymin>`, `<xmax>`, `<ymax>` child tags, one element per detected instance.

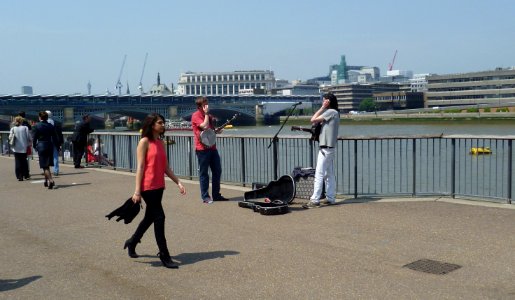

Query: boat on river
<box><xmin>165</xmin><ymin>120</ymin><xmax>191</xmax><ymax>131</ymax></box>
<box><xmin>470</xmin><ymin>147</ymin><xmax>492</xmax><ymax>155</ymax></box>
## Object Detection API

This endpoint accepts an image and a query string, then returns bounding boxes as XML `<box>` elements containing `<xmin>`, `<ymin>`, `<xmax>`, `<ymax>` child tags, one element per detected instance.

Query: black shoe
<box><xmin>213</xmin><ymin>196</ymin><xmax>229</xmax><ymax>201</ymax></box>
<box><xmin>124</xmin><ymin>238</ymin><xmax>139</xmax><ymax>258</ymax></box>
<box><xmin>158</xmin><ymin>252</ymin><xmax>179</xmax><ymax>269</ymax></box>
<box><xmin>18</xmin><ymin>178</ymin><xmax>23</xmax><ymax>181</ymax></box>
<box><xmin>48</xmin><ymin>181</ymin><xmax>55</xmax><ymax>189</ymax></box>
<box><xmin>74</xmin><ymin>166</ymin><xmax>85</xmax><ymax>169</ymax></box>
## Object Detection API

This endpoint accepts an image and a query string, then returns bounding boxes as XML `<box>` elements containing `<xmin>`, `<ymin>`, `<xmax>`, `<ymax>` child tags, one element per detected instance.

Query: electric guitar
<box><xmin>200</xmin><ymin>113</ymin><xmax>239</xmax><ymax>147</ymax></box>
<box><xmin>291</xmin><ymin>123</ymin><xmax>322</xmax><ymax>142</ymax></box>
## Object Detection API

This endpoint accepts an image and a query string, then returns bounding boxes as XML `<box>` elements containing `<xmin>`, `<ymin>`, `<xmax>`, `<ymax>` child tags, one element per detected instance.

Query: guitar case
<box><xmin>239</xmin><ymin>175</ymin><xmax>296</xmax><ymax>215</ymax></box>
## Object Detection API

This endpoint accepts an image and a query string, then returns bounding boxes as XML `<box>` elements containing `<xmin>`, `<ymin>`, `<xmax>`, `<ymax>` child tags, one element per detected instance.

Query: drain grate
<box><xmin>403</xmin><ymin>259</ymin><xmax>462</xmax><ymax>275</ymax></box>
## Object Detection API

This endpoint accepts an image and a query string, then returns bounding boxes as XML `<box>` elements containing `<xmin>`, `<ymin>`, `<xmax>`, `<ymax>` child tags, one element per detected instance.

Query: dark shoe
<box><xmin>44</xmin><ymin>180</ymin><xmax>48</xmax><ymax>187</ymax></box>
<box><xmin>18</xmin><ymin>178</ymin><xmax>23</xmax><ymax>181</ymax></box>
<box><xmin>158</xmin><ymin>252</ymin><xmax>179</xmax><ymax>269</ymax></box>
<box><xmin>302</xmin><ymin>201</ymin><xmax>320</xmax><ymax>209</ymax></box>
<box><xmin>124</xmin><ymin>238</ymin><xmax>139</xmax><ymax>258</ymax></box>
<box><xmin>213</xmin><ymin>196</ymin><xmax>229</xmax><ymax>201</ymax></box>
<box><xmin>320</xmin><ymin>199</ymin><xmax>336</xmax><ymax>205</ymax></box>
<box><xmin>48</xmin><ymin>181</ymin><xmax>55</xmax><ymax>189</ymax></box>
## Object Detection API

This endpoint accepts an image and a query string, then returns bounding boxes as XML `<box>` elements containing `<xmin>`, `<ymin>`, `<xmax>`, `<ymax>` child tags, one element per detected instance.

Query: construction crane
<box><xmin>115</xmin><ymin>54</ymin><xmax>127</xmax><ymax>95</ymax></box>
<box><xmin>388</xmin><ymin>50</ymin><xmax>398</xmax><ymax>71</ymax></box>
<box><xmin>138</xmin><ymin>53</ymin><xmax>148</xmax><ymax>94</ymax></box>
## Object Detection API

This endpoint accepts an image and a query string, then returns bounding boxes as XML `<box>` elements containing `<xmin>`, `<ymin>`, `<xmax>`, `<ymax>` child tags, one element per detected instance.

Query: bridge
<box><xmin>0</xmin><ymin>94</ymin><xmax>320</xmax><ymax>129</ymax></box>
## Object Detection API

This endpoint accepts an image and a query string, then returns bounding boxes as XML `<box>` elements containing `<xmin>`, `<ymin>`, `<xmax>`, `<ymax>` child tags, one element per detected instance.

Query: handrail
<box><xmin>1</xmin><ymin>130</ymin><xmax>513</xmax><ymax>205</ymax></box>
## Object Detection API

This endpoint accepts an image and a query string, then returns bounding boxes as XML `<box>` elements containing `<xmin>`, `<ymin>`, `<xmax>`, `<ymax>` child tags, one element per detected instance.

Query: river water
<box><xmin>222</xmin><ymin>119</ymin><xmax>515</xmax><ymax>137</ymax></box>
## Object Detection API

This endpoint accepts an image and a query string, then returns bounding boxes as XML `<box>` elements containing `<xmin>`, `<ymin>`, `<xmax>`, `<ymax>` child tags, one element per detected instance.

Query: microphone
<box><xmin>292</xmin><ymin>101</ymin><xmax>302</xmax><ymax>106</ymax></box>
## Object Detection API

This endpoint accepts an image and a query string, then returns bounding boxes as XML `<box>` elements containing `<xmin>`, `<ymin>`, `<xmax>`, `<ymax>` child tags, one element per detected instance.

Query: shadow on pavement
<box><xmin>54</xmin><ymin>183</ymin><xmax>92</xmax><ymax>189</ymax></box>
<box><xmin>0</xmin><ymin>275</ymin><xmax>42</xmax><ymax>292</ymax></box>
<box><xmin>137</xmin><ymin>250</ymin><xmax>240</xmax><ymax>267</ymax></box>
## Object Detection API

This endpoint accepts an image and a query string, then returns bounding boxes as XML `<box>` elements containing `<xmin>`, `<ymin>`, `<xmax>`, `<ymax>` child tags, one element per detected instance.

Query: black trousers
<box><xmin>131</xmin><ymin>188</ymin><xmax>169</xmax><ymax>254</ymax></box>
<box><xmin>72</xmin><ymin>142</ymin><xmax>85</xmax><ymax>167</ymax></box>
<box><xmin>14</xmin><ymin>152</ymin><xmax>29</xmax><ymax>180</ymax></box>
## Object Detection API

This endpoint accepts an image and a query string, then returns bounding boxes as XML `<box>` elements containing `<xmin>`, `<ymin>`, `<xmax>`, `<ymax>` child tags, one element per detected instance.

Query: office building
<box><xmin>21</xmin><ymin>86</ymin><xmax>33</xmax><ymax>95</ymax></box>
<box><xmin>426</xmin><ymin>68</ymin><xmax>515</xmax><ymax>107</ymax></box>
<box><xmin>176</xmin><ymin>70</ymin><xmax>275</xmax><ymax>96</ymax></box>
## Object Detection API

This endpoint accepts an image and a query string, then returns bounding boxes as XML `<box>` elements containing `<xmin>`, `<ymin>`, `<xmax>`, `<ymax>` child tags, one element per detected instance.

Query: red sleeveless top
<box><xmin>142</xmin><ymin>139</ymin><xmax>166</xmax><ymax>191</ymax></box>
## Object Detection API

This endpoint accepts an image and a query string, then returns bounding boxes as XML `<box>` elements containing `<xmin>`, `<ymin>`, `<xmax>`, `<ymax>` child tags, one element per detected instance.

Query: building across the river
<box><xmin>176</xmin><ymin>70</ymin><xmax>276</xmax><ymax>96</ymax></box>
<box><xmin>426</xmin><ymin>68</ymin><xmax>515</xmax><ymax>107</ymax></box>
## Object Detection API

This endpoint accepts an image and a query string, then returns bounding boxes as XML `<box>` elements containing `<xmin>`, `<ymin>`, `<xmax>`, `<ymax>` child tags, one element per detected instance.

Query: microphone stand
<box><xmin>268</xmin><ymin>102</ymin><xmax>301</xmax><ymax>180</ymax></box>
<box><xmin>268</xmin><ymin>102</ymin><xmax>301</xmax><ymax>149</ymax></box>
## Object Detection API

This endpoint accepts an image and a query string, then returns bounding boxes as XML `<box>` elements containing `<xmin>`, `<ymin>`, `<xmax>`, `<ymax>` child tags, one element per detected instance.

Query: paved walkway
<box><xmin>1</xmin><ymin>156</ymin><xmax>514</xmax><ymax>299</ymax></box>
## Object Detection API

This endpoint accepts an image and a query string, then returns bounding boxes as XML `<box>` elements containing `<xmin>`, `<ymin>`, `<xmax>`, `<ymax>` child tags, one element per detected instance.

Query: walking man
<box><xmin>303</xmin><ymin>93</ymin><xmax>340</xmax><ymax>208</ymax></box>
<box><xmin>46</xmin><ymin>111</ymin><xmax>64</xmax><ymax>175</ymax></box>
<box><xmin>71</xmin><ymin>114</ymin><xmax>94</xmax><ymax>168</ymax></box>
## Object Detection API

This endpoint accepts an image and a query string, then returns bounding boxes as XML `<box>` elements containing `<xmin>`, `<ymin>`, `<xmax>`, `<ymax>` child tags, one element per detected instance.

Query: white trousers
<box><xmin>310</xmin><ymin>147</ymin><xmax>336</xmax><ymax>203</ymax></box>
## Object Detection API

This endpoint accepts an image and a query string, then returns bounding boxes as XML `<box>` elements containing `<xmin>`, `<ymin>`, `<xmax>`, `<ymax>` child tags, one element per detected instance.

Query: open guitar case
<box><xmin>238</xmin><ymin>175</ymin><xmax>296</xmax><ymax>215</ymax></box>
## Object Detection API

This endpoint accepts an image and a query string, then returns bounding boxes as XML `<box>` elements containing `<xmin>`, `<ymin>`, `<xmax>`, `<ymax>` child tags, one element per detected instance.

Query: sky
<box><xmin>0</xmin><ymin>0</ymin><xmax>514</xmax><ymax>95</ymax></box>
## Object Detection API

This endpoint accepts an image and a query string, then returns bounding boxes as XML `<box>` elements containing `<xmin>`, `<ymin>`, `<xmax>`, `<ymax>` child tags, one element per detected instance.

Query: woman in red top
<box><xmin>124</xmin><ymin>113</ymin><xmax>186</xmax><ymax>269</ymax></box>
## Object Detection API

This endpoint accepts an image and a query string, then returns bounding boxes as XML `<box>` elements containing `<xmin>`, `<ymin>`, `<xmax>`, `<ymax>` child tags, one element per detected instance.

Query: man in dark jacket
<box><xmin>46</xmin><ymin>111</ymin><xmax>64</xmax><ymax>175</ymax></box>
<box><xmin>71</xmin><ymin>114</ymin><xmax>94</xmax><ymax>168</ymax></box>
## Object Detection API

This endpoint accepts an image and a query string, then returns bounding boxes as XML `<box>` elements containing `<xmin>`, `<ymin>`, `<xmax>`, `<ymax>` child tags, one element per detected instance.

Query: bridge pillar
<box><xmin>63</xmin><ymin>107</ymin><xmax>75</xmax><ymax>129</ymax></box>
<box><xmin>168</xmin><ymin>106</ymin><xmax>178</xmax><ymax>120</ymax></box>
<box><xmin>255</xmin><ymin>104</ymin><xmax>264</xmax><ymax>125</ymax></box>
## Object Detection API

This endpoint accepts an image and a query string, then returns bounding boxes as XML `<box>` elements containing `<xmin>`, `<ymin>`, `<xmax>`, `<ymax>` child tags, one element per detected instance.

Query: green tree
<box><xmin>359</xmin><ymin>98</ymin><xmax>376</xmax><ymax>112</ymax></box>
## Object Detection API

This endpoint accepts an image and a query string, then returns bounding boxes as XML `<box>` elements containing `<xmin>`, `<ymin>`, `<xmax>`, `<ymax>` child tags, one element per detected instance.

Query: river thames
<box><xmin>222</xmin><ymin>119</ymin><xmax>515</xmax><ymax>137</ymax></box>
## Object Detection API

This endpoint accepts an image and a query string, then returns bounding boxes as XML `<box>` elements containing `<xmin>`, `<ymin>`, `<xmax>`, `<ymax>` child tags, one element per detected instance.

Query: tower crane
<box><xmin>388</xmin><ymin>50</ymin><xmax>398</xmax><ymax>71</ymax></box>
<box><xmin>138</xmin><ymin>53</ymin><xmax>148</xmax><ymax>94</ymax></box>
<box><xmin>115</xmin><ymin>54</ymin><xmax>127</xmax><ymax>95</ymax></box>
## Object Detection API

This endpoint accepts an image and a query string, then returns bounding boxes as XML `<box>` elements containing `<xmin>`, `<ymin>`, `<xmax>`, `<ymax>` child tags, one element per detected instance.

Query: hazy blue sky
<box><xmin>1</xmin><ymin>0</ymin><xmax>514</xmax><ymax>95</ymax></box>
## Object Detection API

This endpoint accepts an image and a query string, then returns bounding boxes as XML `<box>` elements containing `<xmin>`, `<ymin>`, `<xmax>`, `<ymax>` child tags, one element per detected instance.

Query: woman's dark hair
<box><xmin>323</xmin><ymin>93</ymin><xmax>338</xmax><ymax>110</ymax></box>
<box><xmin>87</xmin><ymin>138</ymin><xmax>95</xmax><ymax>146</ymax></box>
<box><xmin>140</xmin><ymin>113</ymin><xmax>165</xmax><ymax>140</ymax></box>
<box><xmin>38</xmin><ymin>111</ymin><xmax>48</xmax><ymax>121</ymax></box>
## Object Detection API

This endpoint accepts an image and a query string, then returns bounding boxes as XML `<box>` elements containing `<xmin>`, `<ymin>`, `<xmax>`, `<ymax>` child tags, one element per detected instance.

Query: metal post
<box><xmin>412</xmin><ymin>139</ymin><xmax>417</xmax><ymax>196</ymax></box>
<box><xmin>451</xmin><ymin>138</ymin><xmax>456</xmax><ymax>198</ymax></box>
<box><xmin>240</xmin><ymin>138</ymin><xmax>246</xmax><ymax>186</ymax></box>
<box><xmin>128</xmin><ymin>136</ymin><xmax>133</xmax><ymax>172</ymax></box>
<box><xmin>508</xmin><ymin>139</ymin><xmax>512</xmax><ymax>204</ymax></box>
<box><xmin>188</xmin><ymin>137</ymin><xmax>193</xmax><ymax>180</ymax></box>
<box><xmin>112</xmin><ymin>135</ymin><xmax>117</xmax><ymax>170</ymax></box>
<box><xmin>272</xmin><ymin>137</ymin><xmax>278</xmax><ymax>180</ymax></box>
<box><xmin>166</xmin><ymin>136</ymin><xmax>171</xmax><ymax>165</ymax></box>
<box><xmin>354</xmin><ymin>140</ymin><xmax>358</xmax><ymax>199</ymax></box>
<box><xmin>309</xmin><ymin>139</ymin><xmax>314</xmax><ymax>167</ymax></box>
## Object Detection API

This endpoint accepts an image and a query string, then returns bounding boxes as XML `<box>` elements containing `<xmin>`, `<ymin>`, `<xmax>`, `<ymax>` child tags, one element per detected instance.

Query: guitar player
<box><xmin>191</xmin><ymin>96</ymin><xmax>229</xmax><ymax>204</ymax></box>
<box><xmin>303</xmin><ymin>93</ymin><xmax>340</xmax><ymax>209</ymax></box>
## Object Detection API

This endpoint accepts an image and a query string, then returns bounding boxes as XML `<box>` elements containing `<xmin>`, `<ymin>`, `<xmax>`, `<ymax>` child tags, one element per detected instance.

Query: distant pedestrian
<box><xmin>32</xmin><ymin>111</ymin><xmax>59</xmax><ymax>189</ymax></box>
<box><xmin>124</xmin><ymin>113</ymin><xmax>186</xmax><ymax>269</ymax></box>
<box><xmin>46</xmin><ymin>110</ymin><xmax>64</xmax><ymax>176</ymax></box>
<box><xmin>71</xmin><ymin>114</ymin><xmax>94</xmax><ymax>168</ymax></box>
<box><xmin>303</xmin><ymin>93</ymin><xmax>340</xmax><ymax>208</ymax></box>
<box><xmin>17</xmin><ymin>111</ymin><xmax>32</xmax><ymax>130</ymax></box>
<box><xmin>9</xmin><ymin>116</ymin><xmax>32</xmax><ymax>181</ymax></box>
<box><xmin>17</xmin><ymin>111</ymin><xmax>33</xmax><ymax>173</ymax></box>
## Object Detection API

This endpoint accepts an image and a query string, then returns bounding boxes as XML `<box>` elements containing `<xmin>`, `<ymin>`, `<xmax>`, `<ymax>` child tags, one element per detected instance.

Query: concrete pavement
<box><xmin>0</xmin><ymin>156</ymin><xmax>514</xmax><ymax>299</ymax></box>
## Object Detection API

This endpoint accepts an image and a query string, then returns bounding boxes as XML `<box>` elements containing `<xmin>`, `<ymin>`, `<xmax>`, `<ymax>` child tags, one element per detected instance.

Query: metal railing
<box><xmin>1</xmin><ymin>131</ymin><xmax>513</xmax><ymax>204</ymax></box>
